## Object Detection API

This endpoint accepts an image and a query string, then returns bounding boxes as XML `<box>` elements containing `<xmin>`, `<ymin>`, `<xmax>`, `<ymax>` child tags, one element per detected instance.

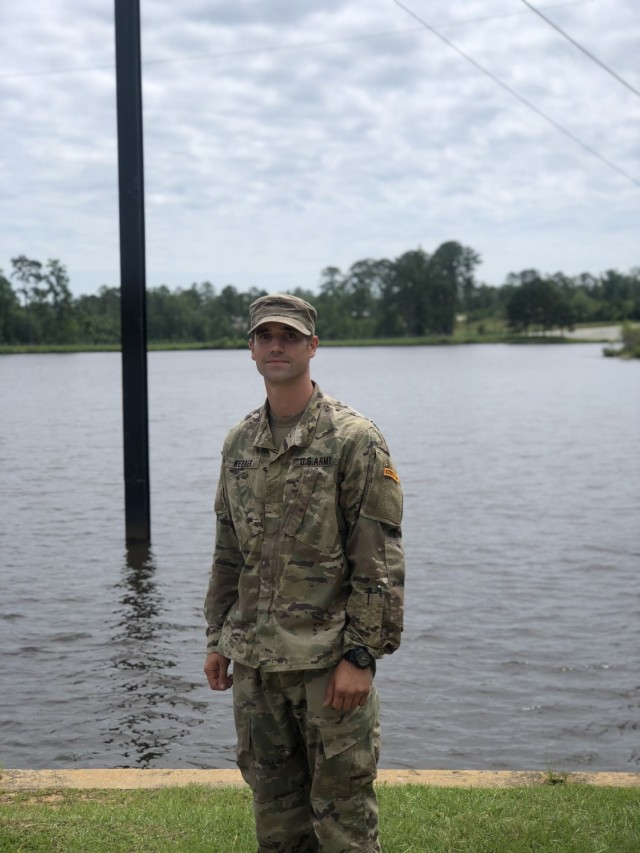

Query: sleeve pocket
<box><xmin>361</xmin><ymin>449</ymin><xmax>403</xmax><ymax>527</ymax></box>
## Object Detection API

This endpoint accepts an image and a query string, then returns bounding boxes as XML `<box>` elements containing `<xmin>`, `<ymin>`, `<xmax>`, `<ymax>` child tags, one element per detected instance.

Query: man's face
<box><xmin>249</xmin><ymin>322</ymin><xmax>318</xmax><ymax>386</ymax></box>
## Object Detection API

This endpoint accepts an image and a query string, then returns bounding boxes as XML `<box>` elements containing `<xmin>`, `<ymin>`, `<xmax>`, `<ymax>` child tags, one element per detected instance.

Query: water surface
<box><xmin>0</xmin><ymin>344</ymin><xmax>638</xmax><ymax>771</ymax></box>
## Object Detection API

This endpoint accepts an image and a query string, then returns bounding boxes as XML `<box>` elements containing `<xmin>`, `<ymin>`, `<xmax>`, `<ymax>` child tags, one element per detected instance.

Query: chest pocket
<box><xmin>224</xmin><ymin>457</ymin><xmax>263</xmax><ymax>549</ymax></box>
<box><xmin>283</xmin><ymin>465</ymin><xmax>340</xmax><ymax>555</ymax></box>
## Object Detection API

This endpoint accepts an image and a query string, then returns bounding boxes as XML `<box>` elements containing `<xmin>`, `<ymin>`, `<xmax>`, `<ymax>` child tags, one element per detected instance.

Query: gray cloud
<box><xmin>1</xmin><ymin>0</ymin><xmax>638</xmax><ymax>295</ymax></box>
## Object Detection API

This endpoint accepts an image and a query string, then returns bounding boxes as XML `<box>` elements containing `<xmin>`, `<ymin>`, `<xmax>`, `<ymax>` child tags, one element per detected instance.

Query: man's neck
<box><xmin>265</xmin><ymin>378</ymin><xmax>314</xmax><ymax>418</ymax></box>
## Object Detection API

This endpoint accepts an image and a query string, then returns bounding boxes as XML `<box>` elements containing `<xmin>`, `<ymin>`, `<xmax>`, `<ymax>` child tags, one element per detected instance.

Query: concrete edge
<box><xmin>2</xmin><ymin>769</ymin><xmax>639</xmax><ymax>791</ymax></box>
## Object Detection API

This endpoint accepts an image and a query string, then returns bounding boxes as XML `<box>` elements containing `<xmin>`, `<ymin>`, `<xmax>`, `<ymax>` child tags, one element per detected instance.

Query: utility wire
<box><xmin>521</xmin><ymin>0</ymin><xmax>640</xmax><ymax>98</ymax></box>
<box><xmin>392</xmin><ymin>0</ymin><xmax>639</xmax><ymax>188</ymax></box>
<box><xmin>0</xmin><ymin>0</ymin><xmax>593</xmax><ymax>81</ymax></box>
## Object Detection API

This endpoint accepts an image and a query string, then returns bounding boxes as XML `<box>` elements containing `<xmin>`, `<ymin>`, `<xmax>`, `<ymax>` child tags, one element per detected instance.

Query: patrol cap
<box><xmin>248</xmin><ymin>293</ymin><xmax>317</xmax><ymax>336</ymax></box>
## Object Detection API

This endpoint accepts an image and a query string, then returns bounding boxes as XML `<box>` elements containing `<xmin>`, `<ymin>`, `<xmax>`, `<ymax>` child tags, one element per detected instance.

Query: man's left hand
<box><xmin>322</xmin><ymin>659</ymin><xmax>372</xmax><ymax>711</ymax></box>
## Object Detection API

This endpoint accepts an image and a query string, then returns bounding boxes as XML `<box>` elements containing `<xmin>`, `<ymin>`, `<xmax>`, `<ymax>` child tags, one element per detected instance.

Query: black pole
<box><xmin>114</xmin><ymin>0</ymin><xmax>150</xmax><ymax>544</ymax></box>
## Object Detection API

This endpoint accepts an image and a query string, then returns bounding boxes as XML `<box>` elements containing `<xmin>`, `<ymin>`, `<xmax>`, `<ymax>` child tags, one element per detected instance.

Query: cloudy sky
<box><xmin>1</xmin><ymin>0</ymin><xmax>638</xmax><ymax>297</ymax></box>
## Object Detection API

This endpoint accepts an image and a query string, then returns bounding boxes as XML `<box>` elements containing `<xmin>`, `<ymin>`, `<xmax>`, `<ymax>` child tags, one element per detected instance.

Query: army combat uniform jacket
<box><xmin>204</xmin><ymin>384</ymin><xmax>404</xmax><ymax>671</ymax></box>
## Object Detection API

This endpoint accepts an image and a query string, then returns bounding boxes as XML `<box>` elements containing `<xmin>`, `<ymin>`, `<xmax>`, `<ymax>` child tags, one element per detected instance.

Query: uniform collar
<box><xmin>250</xmin><ymin>383</ymin><xmax>324</xmax><ymax>450</ymax></box>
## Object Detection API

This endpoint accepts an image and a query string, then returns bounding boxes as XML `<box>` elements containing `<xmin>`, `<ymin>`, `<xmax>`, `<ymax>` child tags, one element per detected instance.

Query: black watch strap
<box><xmin>343</xmin><ymin>648</ymin><xmax>376</xmax><ymax>675</ymax></box>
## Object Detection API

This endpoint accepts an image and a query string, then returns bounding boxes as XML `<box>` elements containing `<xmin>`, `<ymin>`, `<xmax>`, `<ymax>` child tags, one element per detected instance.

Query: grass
<box><xmin>1</xmin><ymin>783</ymin><xmax>638</xmax><ymax>852</ymax></box>
<box><xmin>604</xmin><ymin>323</ymin><xmax>640</xmax><ymax>359</ymax></box>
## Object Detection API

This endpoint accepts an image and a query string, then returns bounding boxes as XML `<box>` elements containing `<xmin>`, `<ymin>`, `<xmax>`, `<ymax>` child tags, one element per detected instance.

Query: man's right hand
<box><xmin>204</xmin><ymin>652</ymin><xmax>233</xmax><ymax>691</ymax></box>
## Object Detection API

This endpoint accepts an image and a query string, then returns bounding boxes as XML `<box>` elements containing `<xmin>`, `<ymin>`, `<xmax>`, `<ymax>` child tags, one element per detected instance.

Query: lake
<box><xmin>0</xmin><ymin>343</ymin><xmax>638</xmax><ymax>771</ymax></box>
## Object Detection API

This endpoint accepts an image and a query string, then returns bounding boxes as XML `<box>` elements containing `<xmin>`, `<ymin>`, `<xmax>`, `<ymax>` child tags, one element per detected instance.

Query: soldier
<box><xmin>204</xmin><ymin>293</ymin><xmax>405</xmax><ymax>853</ymax></box>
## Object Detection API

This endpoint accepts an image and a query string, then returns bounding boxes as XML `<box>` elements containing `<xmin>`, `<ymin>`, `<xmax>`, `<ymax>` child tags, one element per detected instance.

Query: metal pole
<box><xmin>114</xmin><ymin>0</ymin><xmax>150</xmax><ymax>543</ymax></box>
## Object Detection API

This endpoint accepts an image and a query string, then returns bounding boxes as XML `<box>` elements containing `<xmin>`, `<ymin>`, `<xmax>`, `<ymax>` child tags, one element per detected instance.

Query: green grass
<box><xmin>1</xmin><ymin>784</ymin><xmax>638</xmax><ymax>852</ymax></box>
<box><xmin>604</xmin><ymin>323</ymin><xmax>640</xmax><ymax>359</ymax></box>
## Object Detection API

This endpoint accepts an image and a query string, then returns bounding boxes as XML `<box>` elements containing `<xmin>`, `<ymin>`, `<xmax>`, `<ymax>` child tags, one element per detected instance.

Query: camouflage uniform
<box><xmin>204</xmin><ymin>383</ymin><xmax>404</xmax><ymax>853</ymax></box>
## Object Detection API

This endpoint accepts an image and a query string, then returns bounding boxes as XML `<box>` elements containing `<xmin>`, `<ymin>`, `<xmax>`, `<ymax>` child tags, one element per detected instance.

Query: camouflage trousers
<box><xmin>232</xmin><ymin>663</ymin><xmax>381</xmax><ymax>853</ymax></box>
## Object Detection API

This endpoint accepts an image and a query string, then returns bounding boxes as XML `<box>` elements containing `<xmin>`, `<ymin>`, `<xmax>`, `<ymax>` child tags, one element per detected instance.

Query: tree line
<box><xmin>1</xmin><ymin>243</ymin><xmax>639</xmax><ymax>346</ymax></box>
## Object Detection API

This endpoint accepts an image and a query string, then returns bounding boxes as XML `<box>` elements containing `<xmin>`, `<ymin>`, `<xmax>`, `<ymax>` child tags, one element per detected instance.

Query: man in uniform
<box><xmin>204</xmin><ymin>293</ymin><xmax>404</xmax><ymax>853</ymax></box>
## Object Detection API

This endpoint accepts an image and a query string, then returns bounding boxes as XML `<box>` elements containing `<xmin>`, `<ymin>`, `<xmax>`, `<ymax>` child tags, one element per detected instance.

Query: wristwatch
<box><xmin>343</xmin><ymin>648</ymin><xmax>376</xmax><ymax>675</ymax></box>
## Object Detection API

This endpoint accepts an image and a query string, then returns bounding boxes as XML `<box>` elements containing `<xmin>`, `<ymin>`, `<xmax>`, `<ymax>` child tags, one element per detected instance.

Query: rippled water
<box><xmin>1</xmin><ymin>344</ymin><xmax>638</xmax><ymax>771</ymax></box>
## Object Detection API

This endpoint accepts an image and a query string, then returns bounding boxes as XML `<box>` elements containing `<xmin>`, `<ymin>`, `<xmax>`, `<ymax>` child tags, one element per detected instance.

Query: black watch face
<box><xmin>355</xmin><ymin>649</ymin><xmax>371</xmax><ymax>668</ymax></box>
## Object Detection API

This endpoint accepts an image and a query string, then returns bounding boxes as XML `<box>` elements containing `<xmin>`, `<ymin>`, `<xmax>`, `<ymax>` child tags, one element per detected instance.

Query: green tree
<box><xmin>378</xmin><ymin>248</ymin><xmax>430</xmax><ymax>336</ymax></box>
<box><xmin>10</xmin><ymin>256</ymin><xmax>44</xmax><ymax>306</ymax></box>
<box><xmin>378</xmin><ymin>243</ymin><xmax>478</xmax><ymax>337</ymax></box>
<box><xmin>10</xmin><ymin>256</ymin><xmax>78</xmax><ymax>343</ymax></box>
<box><xmin>344</xmin><ymin>259</ymin><xmax>392</xmax><ymax>337</ymax></box>
<box><xmin>75</xmin><ymin>286</ymin><xmax>121</xmax><ymax>343</ymax></box>
<box><xmin>0</xmin><ymin>270</ymin><xmax>23</xmax><ymax>343</ymax></box>
<box><xmin>429</xmin><ymin>241</ymin><xmax>481</xmax><ymax>314</ymax></box>
<box><xmin>598</xmin><ymin>269</ymin><xmax>639</xmax><ymax>320</ymax></box>
<box><xmin>426</xmin><ymin>242</ymin><xmax>481</xmax><ymax>334</ymax></box>
<box><xmin>506</xmin><ymin>271</ymin><xmax>575</xmax><ymax>333</ymax></box>
<box><xmin>316</xmin><ymin>267</ymin><xmax>353</xmax><ymax>339</ymax></box>
<box><xmin>198</xmin><ymin>282</ymin><xmax>237</xmax><ymax>342</ymax></box>
<box><xmin>568</xmin><ymin>287</ymin><xmax>599</xmax><ymax>324</ymax></box>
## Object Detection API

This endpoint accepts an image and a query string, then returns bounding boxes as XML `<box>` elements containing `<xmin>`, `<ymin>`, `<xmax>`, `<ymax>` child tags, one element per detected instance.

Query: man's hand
<box><xmin>323</xmin><ymin>658</ymin><xmax>372</xmax><ymax>711</ymax></box>
<box><xmin>204</xmin><ymin>652</ymin><xmax>233</xmax><ymax>691</ymax></box>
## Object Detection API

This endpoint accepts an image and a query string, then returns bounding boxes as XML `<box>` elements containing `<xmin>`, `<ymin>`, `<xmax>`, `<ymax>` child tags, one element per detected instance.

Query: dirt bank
<box><xmin>540</xmin><ymin>325</ymin><xmax>622</xmax><ymax>341</ymax></box>
<box><xmin>2</xmin><ymin>768</ymin><xmax>639</xmax><ymax>791</ymax></box>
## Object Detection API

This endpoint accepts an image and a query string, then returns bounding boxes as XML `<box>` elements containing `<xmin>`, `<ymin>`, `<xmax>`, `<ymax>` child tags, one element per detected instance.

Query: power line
<box><xmin>521</xmin><ymin>0</ymin><xmax>640</xmax><ymax>98</ymax></box>
<box><xmin>0</xmin><ymin>33</ymin><xmax>420</xmax><ymax>81</ymax></box>
<box><xmin>0</xmin><ymin>0</ymin><xmax>594</xmax><ymax>81</ymax></box>
<box><xmin>391</xmin><ymin>0</ymin><xmax>639</xmax><ymax>188</ymax></box>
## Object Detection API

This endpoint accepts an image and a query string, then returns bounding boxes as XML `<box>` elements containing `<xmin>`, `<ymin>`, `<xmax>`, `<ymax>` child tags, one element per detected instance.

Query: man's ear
<box><xmin>249</xmin><ymin>337</ymin><xmax>256</xmax><ymax>361</ymax></box>
<box><xmin>309</xmin><ymin>335</ymin><xmax>319</xmax><ymax>358</ymax></box>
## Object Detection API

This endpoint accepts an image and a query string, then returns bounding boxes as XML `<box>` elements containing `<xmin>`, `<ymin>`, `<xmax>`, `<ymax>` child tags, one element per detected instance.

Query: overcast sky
<box><xmin>1</xmin><ymin>0</ymin><xmax>638</xmax><ymax>297</ymax></box>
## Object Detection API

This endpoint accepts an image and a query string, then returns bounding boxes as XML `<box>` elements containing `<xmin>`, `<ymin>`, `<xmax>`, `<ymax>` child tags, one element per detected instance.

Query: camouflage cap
<box><xmin>248</xmin><ymin>293</ymin><xmax>317</xmax><ymax>336</ymax></box>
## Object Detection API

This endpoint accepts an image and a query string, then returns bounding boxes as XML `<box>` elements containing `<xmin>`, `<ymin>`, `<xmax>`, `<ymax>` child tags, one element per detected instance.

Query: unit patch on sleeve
<box><xmin>384</xmin><ymin>467</ymin><xmax>400</xmax><ymax>484</ymax></box>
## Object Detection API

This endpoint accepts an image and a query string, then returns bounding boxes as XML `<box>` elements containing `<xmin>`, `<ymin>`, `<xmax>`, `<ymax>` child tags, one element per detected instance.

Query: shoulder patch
<box><xmin>361</xmin><ymin>449</ymin><xmax>403</xmax><ymax>527</ymax></box>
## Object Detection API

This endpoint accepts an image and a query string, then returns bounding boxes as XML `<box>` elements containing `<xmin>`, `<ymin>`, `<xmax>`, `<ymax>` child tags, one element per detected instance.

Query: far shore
<box><xmin>0</xmin><ymin>324</ymin><xmax>623</xmax><ymax>355</ymax></box>
<box><xmin>535</xmin><ymin>324</ymin><xmax>622</xmax><ymax>342</ymax></box>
